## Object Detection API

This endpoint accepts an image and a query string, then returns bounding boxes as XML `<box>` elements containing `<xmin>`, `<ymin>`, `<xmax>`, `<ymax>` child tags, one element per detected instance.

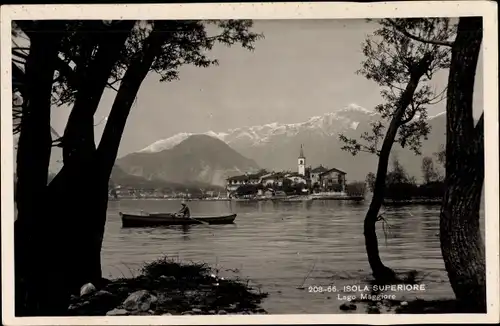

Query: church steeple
<box><xmin>298</xmin><ymin>144</ymin><xmax>306</xmax><ymax>176</ymax></box>
<box><xmin>299</xmin><ymin>144</ymin><xmax>305</xmax><ymax>159</ymax></box>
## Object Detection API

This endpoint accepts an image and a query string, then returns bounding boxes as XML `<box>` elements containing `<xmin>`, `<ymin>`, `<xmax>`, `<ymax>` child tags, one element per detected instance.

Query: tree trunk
<box><xmin>364</xmin><ymin>56</ymin><xmax>433</xmax><ymax>282</ymax></box>
<box><xmin>440</xmin><ymin>17</ymin><xmax>486</xmax><ymax>313</ymax></box>
<box><xmin>97</xmin><ymin>25</ymin><xmax>166</xmax><ymax>171</ymax></box>
<box><xmin>46</xmin><ymin>21</ymin><xmax>136</xmax><ymax>292</ymax></box>
<box><xmin>62</xmin><ymin>20</ymin><xmax>135</xmax><ymax>164</ymax></box>
<box><xmin>48</xmin><ymin>24</ymin><xmax>166</xmax><ymax>290</ymax></box>
<box><xmin>14</xmin><ymin>22</ymin><xmax>65</xmax><ymax>316</ymax></box>
<box><xmin>85</xmin><ymin>27</ymin><xmax>166</xmax><ymax>279</ymax></box>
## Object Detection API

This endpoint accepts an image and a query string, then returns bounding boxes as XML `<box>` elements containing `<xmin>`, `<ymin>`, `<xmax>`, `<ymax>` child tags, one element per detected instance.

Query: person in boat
<box><xmin>176</xmin><ymin>201</ymin><xmax>191</xmax><ymax>218</ymax></box>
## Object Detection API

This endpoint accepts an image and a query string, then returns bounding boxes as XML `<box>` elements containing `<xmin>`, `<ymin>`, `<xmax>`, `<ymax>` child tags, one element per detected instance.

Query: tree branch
<box><xmin>339</xmin><ymin>134</ymin><xmax>381</xmax><ymax>157</ymax></box>
<box><xmin>400</xmin><ymin>103</ymin><xmax>419</xmax><ymax>125</ymax></box>
<box><xmin>107</xmin><ymin>83</ymin><xmax>119</xmax><ymax>92</ymax></box>
<box><xmin>12</xmin><ymin>46</ymin><xmax>30</xmax><ymax>52</ymax></box>
<box><xmin>387</xmin><ymin>19</ymin><xmax>454</xmax><ymax>47</ymax></box>
<box><xmin>12</xmin><ymin>49</ymin><xmax>29</xmax><ymax>61</ymax></box>
<box><xmin>387</xmin><ymin>83</ymin><xmax>406</xmax><ymax>92</ymax></box>
<box><xmin>108</xmin><ymin>78</ymin><xmax>122</xmax><ymax>87</ymax></box>
<box><xmin>13</xmin><ymin>58</ymin><xmax>27</xmax><ymax>66</ymax></box>
<box><xmin>473</xmin><ymin>112</ymin><xmax>484</xmax><ymax>142</ymax></box>
<box><xmin>97</xmin><ymin>24</ymin><xmax>166</xmax><ymax>178</ymax></box>
<box><xmin>359</xmin><ymin>148</ymin><xmax>381</xmax><ymax>156</ymax></box>
<box><xmin>51</xmin><ymin>137</ymin><xmax>63</xmax><ymax>147</ymax></box>
<box><xmin>341</xmin><ymin>145</ymin><xmax>379</xmax><ymax>156</ymax></box>
<box><xmin>426</xmin><ymin>87</ymin><xmax>448</xmax><ymax>105</ymax></box>
<box><xmin>12</xmin><ymin>63</ymin><xmax>25</xmax><ymax>92</ymax></box>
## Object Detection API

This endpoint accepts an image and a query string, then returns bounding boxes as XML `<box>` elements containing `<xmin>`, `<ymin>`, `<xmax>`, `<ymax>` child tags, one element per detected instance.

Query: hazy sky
<box><xmin>49</xmin><ymin>19</ymin><xmax>484</xmax><ymax>157</ymax></box>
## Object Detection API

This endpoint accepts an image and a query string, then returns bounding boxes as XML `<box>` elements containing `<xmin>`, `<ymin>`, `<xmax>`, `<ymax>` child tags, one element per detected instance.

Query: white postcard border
<box><xmin>1</xmin><ymin>1</ymin><xmax>498</xmax><ymax>325</ymax></box>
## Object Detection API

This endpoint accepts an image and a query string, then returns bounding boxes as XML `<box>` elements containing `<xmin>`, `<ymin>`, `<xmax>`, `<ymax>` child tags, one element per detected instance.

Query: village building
<box><xmin>226</xmin><ymin>170</ymin><xmax>268</xmax><ymax>192</ymax></box>
<box><xmin>284</xmin><ymin>172</ymin><xmax>308</xmax><ymax>185</ymax></box>
<box><xmin>310</xmin><ymin>165</ymin><xmax>329</xmax><ymax>185</ymax></box>
<box><xmin>225</xmin><ymin>145</ymin><xmax>347</xmax><ymax>196</ymax></box>
<box><xmin>317</xmin><ymin>167</ymin><xmax>347</xmax><ymax>192</ymax></box>
<box><xmin>261</xmin><ymin>188</ymin><xmax>275</xmax><ymax>197</ymax></box>
<box><xmin>261</xmin><ymin>172</ymin><xmax>286</xmax><ymax>187</ymax></box>
<box><xmin>205</xmin><ymin>190</ymin><xmax>216</xmax><ymax>197</ymax></box>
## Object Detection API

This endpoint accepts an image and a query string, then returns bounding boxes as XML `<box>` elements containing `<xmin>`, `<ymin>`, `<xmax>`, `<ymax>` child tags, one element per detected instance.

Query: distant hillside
<box><xmin>116</xmin><ymin>134</ymin><xmax>260</xmax><ymax>187</ymax></box>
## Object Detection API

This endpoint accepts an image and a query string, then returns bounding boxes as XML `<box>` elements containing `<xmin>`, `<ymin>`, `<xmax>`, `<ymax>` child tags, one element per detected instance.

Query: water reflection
<box><xmin>102</xmin><ymin>199</ymin><xmax>485</xmax><ymax>314</ymax></box>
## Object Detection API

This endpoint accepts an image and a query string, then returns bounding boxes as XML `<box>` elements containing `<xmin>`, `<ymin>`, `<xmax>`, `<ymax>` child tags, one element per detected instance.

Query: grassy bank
<box><xmin>68</xmin><ymin>256</ymin><xmax>268</xmax><ymax>316</ymax></box>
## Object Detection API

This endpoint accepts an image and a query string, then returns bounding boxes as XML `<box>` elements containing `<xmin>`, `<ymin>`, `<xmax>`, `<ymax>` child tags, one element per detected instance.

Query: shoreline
<box><xmin>110</xmin><ymin>196</ymin><xmax>444</xmax><ymax>206</ymax></box>
<box><xmin>69</xmin><ymin>255</ymin><xmax>462</xmax><ymax>316</ymax></box>
<box><xmin>383</xmin><ymin>198</ymin><xmax>443</xmax><ymax>206</ymax></box>
<box><xmin>68</xmin><ymin>256</ymin><xmax>268</xmax><ymax>316</ymax></box>
<box><xmin>109</xmin><ymin>195</ymin><xmax>366</xmax><ymax>202</ymax></box>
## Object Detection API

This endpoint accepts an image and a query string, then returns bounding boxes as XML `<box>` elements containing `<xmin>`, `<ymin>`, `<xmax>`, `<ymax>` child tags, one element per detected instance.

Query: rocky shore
<box><xmin>68</xmin><ymin>256</ymin><xmax>268</xmax><ymax>316</ymax></box>
<box><xmin>341</xmin><ymin>297</ymin><xmax>459</xmax><ymax>314</ymax></box>
<box><xmin>68</xmin><ymin>259</ymin><xmax>459</xmax><ymax>316</ymax></box>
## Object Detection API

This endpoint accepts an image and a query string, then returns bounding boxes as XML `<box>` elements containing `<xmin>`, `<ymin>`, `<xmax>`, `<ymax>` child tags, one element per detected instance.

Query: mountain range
<box><xmin>118</xmin><ymin>104</ymin><xmax>446</xmax><ymax>185</ymax></box>
<box><xmin>116</xmin><ymin>134</ymin><xmax>260</xmax><ymax>187</ymax></box>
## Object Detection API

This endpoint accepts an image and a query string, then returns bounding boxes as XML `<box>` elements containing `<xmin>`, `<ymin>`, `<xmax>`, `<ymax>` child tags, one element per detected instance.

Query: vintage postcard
<box><xmin>1</xmin><ymin>1</ymin><xmax>499</xmax><ymax>325</ymax></box>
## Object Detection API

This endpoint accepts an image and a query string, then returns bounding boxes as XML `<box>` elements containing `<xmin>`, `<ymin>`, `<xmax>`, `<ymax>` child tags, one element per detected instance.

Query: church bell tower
<box><xmin>298</xmin><ymin>144</ymin><xmax>306</xmax><ymax>176</ymax></box>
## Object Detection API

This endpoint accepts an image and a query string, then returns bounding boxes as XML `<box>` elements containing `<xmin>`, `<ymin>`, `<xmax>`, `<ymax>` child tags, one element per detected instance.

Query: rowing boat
<box><xmin>120</xmin><ymin>212</ymin><xmax>237</xmax><ymax>227</ymax></box>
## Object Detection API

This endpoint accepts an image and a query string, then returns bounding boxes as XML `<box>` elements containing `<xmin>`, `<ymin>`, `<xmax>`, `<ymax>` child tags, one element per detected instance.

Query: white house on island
<box><xmin>225</xmin><ymin>145</ymin><xmax>347</xmax><ymax>196</ymax></box>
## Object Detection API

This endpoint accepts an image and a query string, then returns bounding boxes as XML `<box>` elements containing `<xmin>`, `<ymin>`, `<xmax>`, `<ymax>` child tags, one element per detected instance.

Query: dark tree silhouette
<box><xmin>385</xmin><ymin>156</ymin><xmax>417</xmax><ymax>201</ymax></box>
<box><xmin>421</xmin><ymin>156</ymin><xmax>439</xmax><ymax>183</ymax></box>
<box><xmin>433</xmin><ymin>144</ymin><xmax>446</xmax><ymax>166</ymax></box>
<box><xmin>13</xmin><ymin>20</ymin><xmax>68</xmax><ymax>316</ymax></box>
<box><xmin>439</xmin><ymin>17</ymin><xmax>485</xmax><ymax>313</ymax></box>
<box><xmin>387</xmin><ymin>16</ymin><xmax>486</xmax><ymax>313</ymax></box>
<box><xmin>365</xmin><ymin>172</ymin><xmax>376</xmax><ymax>192</ymax></box>
<box><xmin>339</xmin><ymin>18</ymin><xmax>454</xmax><ymax>282</ymax></box>
<box><xmin>345</xmin><ymin>182</ymin><xmax>366</xmax><ymax>197</ymax></box>
<box><xmin>13</xmin><ymin>19</ymin><xmax>262</xmax><ymax>316</ymax></box>
<box><xmin>386</xmin><ymin>156</ymin><xmax>415</xmax><ymax>185</ymax></box>
<box><xmin>236</xmin><ymin>184</ymin><xmax>259</xmax><ymax>196</ymax></box>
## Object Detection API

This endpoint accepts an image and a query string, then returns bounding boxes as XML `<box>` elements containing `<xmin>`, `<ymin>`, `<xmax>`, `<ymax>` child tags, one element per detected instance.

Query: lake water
<box><xmin>102</xmin><ymin>199</ymin><xmax>485</xmax><ymax>314</ymax></box>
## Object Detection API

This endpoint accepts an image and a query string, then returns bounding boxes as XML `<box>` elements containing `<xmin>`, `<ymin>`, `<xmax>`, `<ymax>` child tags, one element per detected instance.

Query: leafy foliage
<box><xmin>433</xmin><ymin>144</ymin><xmax>446</xmax><ymax>166</ymax></box>
<box><xmin>365</xmin><ymin>172</ymin><xmax>376</xmax><ymax>192</ymax></box>
<box><xmin>387</xmin><ymin>156</ymin><xmax>416</xmax><ymax>185</ymax></box>
<box><xmin>282</xmin><ymin>180</ymin><xmax>306</xmax><ymax>195</ymax></box>
<box><xmin>339</xmin><ymin>18</ymin><xmax>455</xmax><ymax>156</ymax></box>
<box><xmin>385</xmin><ymin>156</ymin><xmax>445</xmax><ymax>200</ymax></box>
<box><xmin>346</xmin><ymin>182</ymin><xmax>366</xmax><ymax>197</ymax></box>
<box><xmin>11</xmin><ymin>20</ymin><xmax>263</xmax><ymax>137</ymax></box>
<box><xmin>385</xmin><ymin>157</ymin><xmax>416</xmax><ymax>200</ymax></box>
<box><xmin>236</xmin><ymin>184</ymin><xmax>259</xmax><ymax>196</ymax></box>
<box><xmin>417</xmin><ymin>181</ymin><xmax>445</xmax><ymax>199</ymax></box>
<box><xmin>421</xmin><ymin>156</ymin><xmax>442</xmax><ymax>183</ymax></box>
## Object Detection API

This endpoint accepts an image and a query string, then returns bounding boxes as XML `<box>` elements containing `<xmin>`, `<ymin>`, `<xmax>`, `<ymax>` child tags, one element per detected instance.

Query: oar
<box><xmin>174</xmin><ymin>213</ymin><xmax>210</xmax><ymax>225</ymax></box>
<box><xmin>188</xmin><ymin>216</ymin><xmax>210</xmax><ymax>225</ymax></box>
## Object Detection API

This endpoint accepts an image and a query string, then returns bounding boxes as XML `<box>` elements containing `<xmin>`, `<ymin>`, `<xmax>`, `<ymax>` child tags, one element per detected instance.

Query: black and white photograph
<box><xmin>1</xmin><ymin>2</ymin><xmax>499</xmax><ymax>325</ymax></box>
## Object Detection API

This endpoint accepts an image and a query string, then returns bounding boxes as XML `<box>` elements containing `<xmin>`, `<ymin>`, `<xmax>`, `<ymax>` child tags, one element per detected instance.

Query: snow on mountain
<box><xmin>429</xmin><ymin>111</ymin><xmax>446</xmax><ymax>119</ymax></box>
<box><xmin>139</xmin><ymin>131</ymin><xmax>228</xmax><ymax>153</ymax></box>
<box><xmin>118</xmin><ymin>134</ymin><xmax>260</xmax><ymax>187</ymax></box>
<box><xmin>124</xmin><ymin>103</ymin><xmax>445</xmax><ymax>183</ymax></box>
<box><xmin>338</xmin><ymin>103</ymin><xmax>378</xmax><ymax>115</ymax></box>
<box><xmin>138</xmin><ymin>103</ymin><xmax>377</xmax><ymax>153</ymax></box>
